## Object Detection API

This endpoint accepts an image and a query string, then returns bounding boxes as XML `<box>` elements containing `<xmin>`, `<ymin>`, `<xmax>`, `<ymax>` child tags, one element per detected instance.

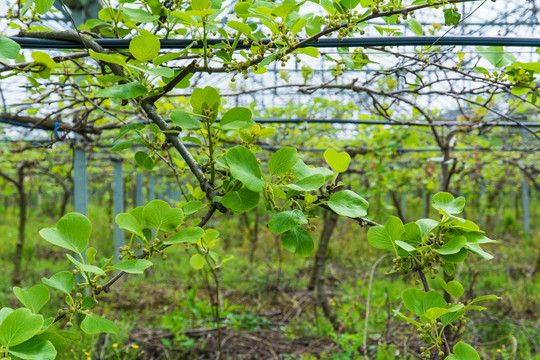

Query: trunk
<box><xmin>308</xmin><ymin>211</ymin><xmax>341</xmax><ymax>331</ymax></box>
<box><xmin>390</xmin><ymin>191</ymin><xmax>406</xmax><ymax>222</ymax></box>
<box><xmin>13</xmin><ymin>171</ymin><xmax>26</xmax><ymax>286</ymax></box>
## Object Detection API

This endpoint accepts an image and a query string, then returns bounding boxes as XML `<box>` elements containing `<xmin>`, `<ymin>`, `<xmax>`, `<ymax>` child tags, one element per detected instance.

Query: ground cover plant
<box><xmin>0</xmin><ymin>0</ymin><xmax>539</xmax><ymax>358</ymax></box>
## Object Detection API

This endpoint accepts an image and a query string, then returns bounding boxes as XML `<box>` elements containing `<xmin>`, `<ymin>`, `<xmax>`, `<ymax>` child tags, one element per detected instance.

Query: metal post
<box><xmin>423</xmin><ymin>191</ymin><xmax>430</xmax><ymax>218</ymax></box>
<box><xmin>149</xmin><ymin>175</ymin><xmax>156</xmax><ymax>201</ymax></box>
<box><xmin>113</xmin><ymin>160</ymin><xmax>124</xmax><ymax>261</ymax></box>
<box><xmin>135</xmin><ymin>173</ymin><xmax>143</xmax><ymax>207</ymax></box>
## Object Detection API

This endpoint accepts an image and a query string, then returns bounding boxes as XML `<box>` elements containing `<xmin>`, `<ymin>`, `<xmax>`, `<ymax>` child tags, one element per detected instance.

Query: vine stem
<box><xmin>417</xmin><ymin>270</ymin><xmax>451</xmax><ymax>357</ymax></box>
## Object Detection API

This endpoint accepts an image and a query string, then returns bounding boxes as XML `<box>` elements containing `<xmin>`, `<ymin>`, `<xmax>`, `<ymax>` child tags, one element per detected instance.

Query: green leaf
<box><xmin>438</xmin><ymin>279</ymin><xmax>464</xmax><ymax>299</ymax></box>
<box><xmin>227</xmin><ymin>20</ymin><xmax>252</xmax><ymax>35</ymax></box>
<box><xmin>401</xmin><ymin>222</ymin><xmax>422</xmax><ymax>246</ymax></box>
<box><xmin>41</xmin><ymin>272</ymin><xmax>74</xmax><ymax>295</ymax></box>
<box><xmin>111</xmin><ymin>138</ymin><xmax>143</xmax><ymax>152</ymax></box>
<box><xmin>441</xmin><ymin>309</ymin><xmax>465</xmax><ymax>327</ymax></box>
<box><xmin>401</xmin><ymin>289</ymin><xmax>447</xmax><ymax>316</ymax></box>
<box><xmin>165</xmin><ymin>227</ymin><xmax>205</xmax><ymax>244</ymax></box>
<box><xmin>268</xmin><ymin>210</ymin><xmax>308</xmax><ymax>235</ymax></box>
<box><xmin>115</xmin><ymin>213</ymin><xmax>143</xmax><ymax>237</ymax></box>
<box><xmin>127</xmin><ymin>64</ymin><xmax>175</xmax><ymax>78</ymax></box>
<box><xmin>284</xmin><ymin>174</ymin><xmax>325</xmax><ymax>192</ymax></box>
<box><xmin>121</xmin><ymin>7</ymin><xmax>159</xmax><ymax>22</ymax></box>
<box><xmin>328</xmin><ymin>190</ymin><xmax>369</xmax><ymax>218</ymax></box>
<box><xmin>190</xmin><ymin>254</ymin><xmax>206</xmax><ymax>269</ymax></box>
<box><xmin>95</xmin><ymin>82</ymin><xmax>147</xmax><ymax>99</ymax></box>
<box><xmin>268</xmin><ymin>147</ymin><xmax>299</xmax><ymax>176</ymax></box>
<box><xmin>39</xmin><ymin>213</ymin><xmax>92</xmax><ymax>253</ymax></box>
<box><xmin>432</xmin><ymin>192</ymin><xmax>465</xmax><ymax>215</ymax></box>
<box><xmin>406</xmin><ymin>18</ymin><xmax>423</xmax><ymax>35</ymax></box>
<box><xmin>13</xmin><ymin>285</ymin><xmax>49</xmax><ymax>314</ymax></box>
<box><xmin>445</xmin><ymin>342</ymin><xmax>480</xmax><ymax>360</ymax></box>
<box><xmin>219</xmin><ymin>188</ymin><xmax>260</xmax><ymax>213</ymax></box>
<box><xmin>465</xmin><ymin>243</ymin><xmax>494</xmax><ymax>260</ymax></box>
<box><xmin>89</xmin><ymin>50</ymin><xmax>126</xmax><ymax>67</ymax></box>
<box><xmin>394</xmin><ymin>240</ymin><xmax>416</xmax><ymax>252</ymax></box>
<box><xmin>143</xmin><ymin>200</ymin><xmax>184</xmax><ymax>232</ymax></box>
<box><xmin>468</xmin><ymin>294</ymin><xmax>499</xmax><ymax>305</ymax></box>
<box><xmin>512</xmin><ymin>85</ymin><xmax>531</xmax><ymax>96</ymax></box>
<box><xmin>424</xmin><ymin>307</ymin><xmax>450</xmax><ymax>321</ymax></box>
<box><xmin>218</xmin><ymin>107</ymin><xmax>254</xmax><ymax>130</ymax></box>
<box><xmin>111</xmin><ymin>259</ymin><xmax>153</xmax><ymax>274</ymax></box>
<box><xmin>129</xmin><ymin>32</ymin><xmax>160</xmax><ymax>62</ymax></box>
<box><xmin>8</xmin><ymin>337</ymin><xmax>56</xmax><ymax>360</ymax></box>
<box><xmin>323</xmin><ymin>148</ymin><xmax>350</xmax><ymax>173</ymax></box>
<box><xmin>134</xmin><ymin>151</ymin><xmax>154</xmax><ymax>170</ymax></box>
<box><xmin>191</xmin><ymin>86</ymin><xmax>220</xmax><ymax>116</ymax></box>
<box><xmin>226</xmin><ymin>146</ymin><xmax>264</xmax><ymax>192</ymax></box>
<box><xmin>440</xmin><ymin>248</ymin><xmax>468</xmax><ymax>264</ymax></box>
<box><xmin>281</xmin><ymin>226</ymin><xmax>314</xmax><ymax>257</ymax></box>
<box><xmin>0</xmin><ymin>37</ymin><xmax>21</xmax><ymax>61</ymax></box>
<box><xmin>476</xmin><ymin>46</ymin><xmax>515</xmax><ymax>68</ymax></box>
<box><xmin>290</xmin><ymin>17</ymin><xmax>307</xmax><ymax>36</ymax></box>
<box><xmin>66</xmin><ymin>254</ymin><xmax>105</xmax><ymax>276</ymax></box>
<box><xmin>291</xmin><ymin>159</ymin><xmax>333</xmax><ymax>181</ymax></box>
<box><xmin>436</xmin><ymin>236</ymin><xmax>467</xmax><ymax>255</ymax></box>
<box><xmin>80</xmin><ymin>314</ymin><xmax>117</xmax><ymax>334</ymax></box>
<box><xmin>295</xmin><ymin>47</ymin><xmax>319</xmax><ymax>58</ymax></box>
<box><xmin>35</xmin><ymin>0</ymin><xmax>55</xmax><ymax>14</ymax></box>
<box><xmin>443</xmin><ymin>8</ymin><xmax>461</xmax><ymax>28</ymax></box>
<box><xmin>171</xmin><ymin>110</ymin><xmax>202</xmax><ymax>130</ymax></box>
<box><xmin>0</xmin><ymin>308</ymin><xmax>43</xmax><ymax>347</ymax></box>
<box><xmin>368</xmin><ymin>216</ymin><xmax>404</xmax><ymax>250</ymax></box>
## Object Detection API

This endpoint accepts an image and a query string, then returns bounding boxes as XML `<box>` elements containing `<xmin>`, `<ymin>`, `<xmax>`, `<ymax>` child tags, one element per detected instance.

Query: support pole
<box><xmin>149</xmin><ymin>175</ymin><xmax>156</xmax><ymax>201</ymax></box>
<box><xmin>523</xmin><ymin>177</ymin><xmax>530</xmax><ymax>241</ymax></box>
<box><xmin>73</xmin><ymin>148</ymin><xmax>88</xmax><ymax>215</ymax></box>
<box><xmin>113</xmin><ymin>160</ymin><xmax>124</xmax><ymax>261</ymax></box>
<box><xmin>135</xmin><ymin>173</ymin><xmax>143</xmax><ymax>207</ymax></box>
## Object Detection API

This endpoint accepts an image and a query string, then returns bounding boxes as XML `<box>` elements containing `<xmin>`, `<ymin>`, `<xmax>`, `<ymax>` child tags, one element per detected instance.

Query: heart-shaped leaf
<box><xmin>218</xmin><ymin>107</ymin><xmax>254</xmax><ymax>130</ymax></box>
<box><xmin>432</xmin><ymin>192</ymin><xmax>465</xmax><ymax>215</ymax></box>
<box><xmin>268</xmin><ymin>147</ymin><xmax>299</xmax><ymax>176</ymax></box>
<box><xmin>143</xmin><ymin>200</ymin><xmax>184</xmax><ymax>232</ymax></box>
<box><xmin>218</xmin><ymin>188</ymin><xmax>259</xmax><ymax>213</ymax></box>
<box><xmin>115</xmin><ymin>213</ymin><xmax>143</xmax><ymax>237</ymax></box>
<box><xmin>13</xmin><ymin>285</ymin><xmax>50</xmax><ymax>314</ymax></box>
<box><xmin>284</xmin><ymin>174</ymin><xmax>325</xmax><ymax>192</ymax></box>
<box><xmin>129</xmin><ymin>32</ymin><xmax>160</xmax><ymax>62</ymax></box>
<box><xmin>171</xmin><ymin>110</ymin><xmax>202</xmax><ymax>130</ymax></box>
<box><xmin>95</xmin><ymin>82</ymin><xmax>147</xmax><ymax>99</ymax></box>
<box><xmin>39</xmin><ymin>213</ymin><xmax>92</xmax><ymax>254</ymax></box>
<box><xmin>324</xmin><ymin>148</ymin><xmax>350</xmax><ymax>173</ymax></box>
<box><xmin>402</xmin><ymin>289</ymin><xmax>447</xmax><ymax>317</ymax></box>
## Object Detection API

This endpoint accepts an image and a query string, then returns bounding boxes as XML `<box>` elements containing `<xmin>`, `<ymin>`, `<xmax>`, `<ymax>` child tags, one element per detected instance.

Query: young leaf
<box><xmin>80</xmin><ymin>314</ymin><xmax>118</xmax><ymax>334</ymax></box>
<box><xmin>0</xmin><ymin>37</ymin><xmax>21</xmax><ymax>61</ymax></box>
<box><xmin>327</xmin><ymin>190</ymin><xmax>369</xmax><ymax>218</ymax></box>
<box><xmin>134</xmin><ymin>151</ymin><xmax>154</xmax><ymax>170</ymax></box>
<box><xmin>165</xmin><ymin>227</ymin><xmax>205</xmax><ymax>244</ymax></box>
<box><xmin>190</xmin><ymin>254</ymin><xmax>206</xmax><ymax>269</ymax></box>
<box><xmin>171</xmin><ymin>110</ymin><xmax>202</xmax><ymax>130</ymax></box>
<box><xmin>41</xmin><ymin>272</ymin><xmax>74</xmax><ymax>295</ymax></box>
<box><xmin>281</xmin><ymin>226</ymin><xmax>314</xmax><ymax>257</ymax></box>
<box><xmin>438</xmin><ymin>279</ymin><xmax>465</xmax><ymax>299</ymax></box>
<box><xmin>323</xmin><ymin>148</ymin><xmax>351</xmax><ymax>173</ymax></box>
<box><xmin>39</xmin><ymin>213</ymin><xmax>92</xmax><ymax>253</ymax></box>
<box><xmin>111</xmin><ymin>259</ymin><xmax>153</xmax><ymax>274</ymax></box>
<box><xmin>268</xmin><ymin>147</ymin><xmax>299</xmax><ymax>176</ymax></box>
<box><xmin>432</xmin><ymin>192</ymin><xmax>465</xmax><ymax>215</ymax></box>
<box><xmin>95</xmin><ymin>82</ymin><xmax>147</xmax><ymax>99</ymax></box>
<box><xmin>284</xmin><ymin>174</ymin><xmax>325</xmax><ymax>192</ymax></box>
<box><xmin>436</xmin><ymin>236</ymin><xmax>467</xmax><ymax>255</ymax></box>
<box><xmin>445</xmin><ymin>342</ymin><xmax>480</xmax><ymax>360</ymax></box>
<box><xmin>13</xmin><ymin>285</ymin><xmax>50</xmax><ymax>314</ymax></box>
<box><xmin>115</xmin><ymin>213</ymin><xmax>143</xmax><ymax>237</ymax></box>
<box><xmin>218</xmin><ymin>107</ymin><xmax>254</xmax><ymax>130</ymax></box>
